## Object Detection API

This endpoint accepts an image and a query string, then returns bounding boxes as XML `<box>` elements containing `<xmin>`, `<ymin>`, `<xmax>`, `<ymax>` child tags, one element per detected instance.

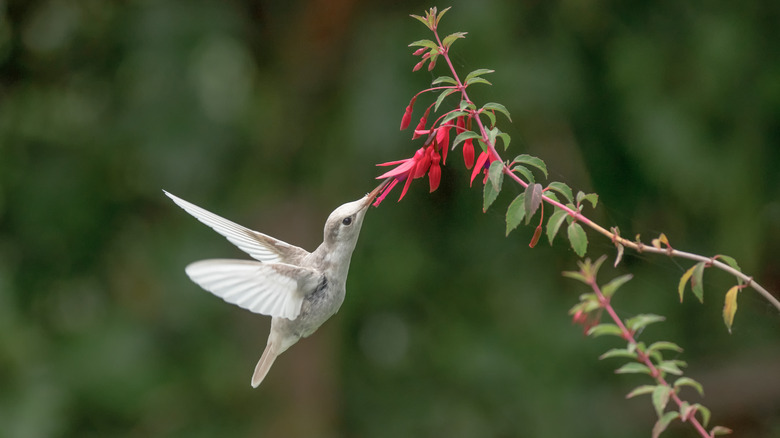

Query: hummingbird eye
<box><xmin>342</xmin><ymin>217</ymin><xmax>352</xmax><ymax>226</ymax></box>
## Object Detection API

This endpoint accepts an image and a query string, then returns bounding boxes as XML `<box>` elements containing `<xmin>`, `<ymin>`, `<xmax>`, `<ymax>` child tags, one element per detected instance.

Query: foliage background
<box><xmin>1</xmin><ymin>0</ymin><xmax>779</xmax><ymax>437</ymax></box>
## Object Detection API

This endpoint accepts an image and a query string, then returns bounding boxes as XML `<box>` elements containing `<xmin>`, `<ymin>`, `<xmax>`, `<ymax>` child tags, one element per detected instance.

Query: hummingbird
<box><xmin>164</xmin><ymin>181</ymin><xmax>387</xmax><ymax>388</ymax></box>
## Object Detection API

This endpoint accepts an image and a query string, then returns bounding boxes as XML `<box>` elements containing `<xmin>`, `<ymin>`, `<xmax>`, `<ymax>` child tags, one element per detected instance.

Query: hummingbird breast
<box><xmin>289</xmin><ymin>275</ymin><xmax>346</xmax><ymax>339</ymax></box>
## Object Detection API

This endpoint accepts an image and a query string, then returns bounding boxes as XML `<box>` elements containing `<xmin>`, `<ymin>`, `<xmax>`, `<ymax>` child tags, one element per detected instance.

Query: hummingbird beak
<box><xmin>362</xmin><ymin>178</ymin><xmax>391</xmax><ymax>208</ymax></box>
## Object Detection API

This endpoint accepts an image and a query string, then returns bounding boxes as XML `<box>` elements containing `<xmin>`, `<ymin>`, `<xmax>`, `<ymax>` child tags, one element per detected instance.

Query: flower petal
<box><xmin>413</xmin><ymin>147</ymin><xmax>430</xmax><ymax>179</ymax></box>
<box><xmin>436</xmin><ymin>125</ymin><xmax>450</xmax><ymax>164</ymax></box>
<box><xmin>373</xmin><ymin>179</ymin><xmax>399</xmax><ymax>206</ymax></box>
<box><xmin>377</xmin><ymin>159</ymin><xmax>415</xmax><ymax>179</ymax></box>
<box><xmin>428</xmin><ymin>152</ymin><xmax>441</xmax><ymax>192</ymax></box>
<box><xmin>470</xmin><ymin>151</ymin><xmax>488</xmax><ymax>186</ymax></box>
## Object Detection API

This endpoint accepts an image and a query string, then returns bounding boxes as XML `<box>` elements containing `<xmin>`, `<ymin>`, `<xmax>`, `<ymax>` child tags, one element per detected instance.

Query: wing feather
<box><xmin>185</xmin><ymin>259</ymin><xmax>322</xmax><ymax>320</ymax></box>
<box><xmin>164</xmin><ymin>191</ymin><xmax>309</xmax><ymax>264</ymax></box>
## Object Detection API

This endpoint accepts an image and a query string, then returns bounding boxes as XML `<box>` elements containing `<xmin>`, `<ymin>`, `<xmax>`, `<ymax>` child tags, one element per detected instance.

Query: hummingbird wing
<box><xmin>184</xmin><ymin>259</ymin><xmax>323</xmax><ymax>320</ymax></box>
<box><xmin>164</xmin><ymin>191</ymin><xmax>309</xmax><ymax>264</ymax></box>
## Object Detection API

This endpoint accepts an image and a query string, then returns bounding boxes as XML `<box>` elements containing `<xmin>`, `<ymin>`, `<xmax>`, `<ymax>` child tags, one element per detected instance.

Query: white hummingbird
<box><xmin>164</xmin><ymin>181</ymin><xmax>387</xmax><ymax>387</ymax></box>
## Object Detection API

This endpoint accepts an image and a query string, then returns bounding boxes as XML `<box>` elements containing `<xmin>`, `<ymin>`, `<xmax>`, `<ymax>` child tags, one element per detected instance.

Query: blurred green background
<box><xmin>1</xmin><ymin>0</ymin><xmax>779</xmax><ymax>437</ymax></box>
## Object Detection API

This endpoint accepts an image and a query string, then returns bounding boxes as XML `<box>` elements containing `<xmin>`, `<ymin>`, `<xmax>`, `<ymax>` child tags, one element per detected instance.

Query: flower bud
<box><xmin>428</xmin><ymin>152</ymin><xmax>441</xmax><ymax>192</ymax></box>
<box><xmin>462</xmin><ymin>139</ymin><xmax>475</xmax><ymax>169</ymax></box>
<box><xmin>400</xmin><ymin>97</ymin><xmax>416</xmax><ymax>130</ymax></box>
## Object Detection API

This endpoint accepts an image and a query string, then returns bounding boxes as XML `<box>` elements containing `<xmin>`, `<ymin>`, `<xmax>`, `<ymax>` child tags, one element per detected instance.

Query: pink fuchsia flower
<box><xmin>469</xmin><ymin>148</ymin><xmax>501</xmax><ymax>186</ymax></box>
<box><xmin>374</xmin><ymin>142</ymin><xmax>444</xmax><ymax>205</ymax></box>
<box><xmin>435</xmin><ymin>124</ymin><xmax>450</xmax><ymax>164</ymax></box>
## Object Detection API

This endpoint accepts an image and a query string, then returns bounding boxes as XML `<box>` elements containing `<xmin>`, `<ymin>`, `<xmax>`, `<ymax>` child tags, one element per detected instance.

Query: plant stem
<box><xmin>432</xmin><ymin>28</ymin><xmax>780</xmax><ymax>314</ymax></box>
<box><xmin>587</xmin><ymin>280</ymin><xmax>711</xmax><ymax>438</ymax></box>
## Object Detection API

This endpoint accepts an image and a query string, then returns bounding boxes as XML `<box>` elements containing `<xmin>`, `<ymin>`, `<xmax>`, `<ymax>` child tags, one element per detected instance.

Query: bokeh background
<box><xmin>1</xmin><ymin>1</ymin><xmax>779</xmax><ymax>437</ymax></box>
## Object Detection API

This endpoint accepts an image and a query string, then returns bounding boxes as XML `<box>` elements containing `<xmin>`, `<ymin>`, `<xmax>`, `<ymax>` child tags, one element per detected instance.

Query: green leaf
<box><xmin>562</xmin><ymin>270</ymin><xmax>587</xmax><ymax>283</ymax></box>
<box><xmin>512</xmin><ymin>154</ymin><xmax>548</xmax><ymax>178</ymax></box>
<box><xmin>547</xmin><ymin>182</ymin><xmax>573</xmax><ymax>203</ymax></box>
<box><xmin>626</xmin><ymin>385</ymin><xmax>656</xmax><ymax>399</ymax></box>
<box><xmin>511</xmin><ymin>165</ymin><xmax>535</xmax><ymax>185</ymax></box>
<box><xmin>717</xmin><ymin>255</ymin><xmax>741</xmax><ymax>273</ymax></box>
<box><xmin>546</xmin><ymin>209</ymin><xmax>568</xmax><ymax>245</ymax></box>
<box><xmin>691</xmin><ymin>261</ymin><xmax>706</xmax><ymax>303</ymax></box>
<box><xmin>435</xmin><ymin>6</ymin><xmax>451</xmax><ymax>26</ymax></box>
<box><xmin>409</xmin><ymin>15</ymin><xmax>432</xmax><ymax>29</ymax></box>
<box><xmin>440</xmin><ymin>110</ymin><xmax>467</xmax><ymax>126</ymax></box>
<box><xmin>464</xmin><ymin>68</ymin><xmax>495</xmax><ymax>83</ymax></box>
<box><xmin>442</xmin><ymin>32</ymin><xmax>467</xmax><ymax>48</ymax></box>
<box><xmin>434</xmin><ymin>88</ymin><xmax>457</xmax><ymax>112</ymax></box>
<box><xmin>452</xmin><ymin>130</ymin><xmax>481</xmax><ymax>148</ymax></box>
<box><xmin>600</xmin><ymin>274</ymin><xmax>633</xmax><ymax>298</ymax></box>
<box><xmin>497</xmin><ymin>132</ymin><xmax>511</xmax><ymax>150</ymax></box>
<box><xmin>567</xmin><ymin>222</ymin><xmax>588</xmax><ymax>257</ymax></box>
<box><xmin>710</xmin><ymin>426</ymin><xmax>733</xmax><ymax>436</ymax></box>
<box><xmin>576</xmin><ymin>191</ymin><xmax>599</xmax><ymax>209</ymax></box>
<box><xmin>487</xmin><ymin>127</ymin><xmax>499</xmax><ymax>149</ymax></box>
<box><xmin>673</xmin><ymin>377</ymin><xmax>704</xmax><ymax>397</ymax></box>
<box><xmin>408</xmin><ymin>39</ymin><xmax>439</xmax><ymax>50</ymax></box>
<box><xmin>652</xmin><ymin>385</ymin><xmax>671</xmax><ymax>417</ymax></box>
<box><xmin>615</xmin><ymin>363</ymin><xmax>652</xmax><ymax>375</ymax></box>
<box><xmin>723</xmin><ymin>285</ymin><xmax>739</xmax><ymax>333</ymax></box>
<box><xmin>586</xmin><ymin>323</ymin><xmax>623</xmax><ymax>338</ymax></box>
<box><xmin>647</xmin><ymin>341</ymin><xmax>683</xmax><ymax>354</ymax></box>
<box><xmin>652</xmin><ymin>411</ymin><xmax>680</xmax><ymax>438</ymax></box>
<box><xmin>599</xmin><ymin>348</ymin><xmax>638</xmax><ymax>360</ymax></box>
<box><xmin>694</xmin><ymin>403</ymin><xmax>711</xmax><ymax>427</ymax></box>
<box><xmin>459</xmin><ymin>99</ymin><xmax>476</xmax><ymax>111</ymax></box>
<box><xmin>523</xmin><ymin>183</ymin><xmax>543</xmax><ymax>224</ymax></box>
<box><xmin>625</xmin><ymin>314</ymin><xmax>665</xmax><ymax>332</ymax></box>
<box><xmin>432</xmin><ymin>75</ymin><xmax>458</xmax><ymax>85</ymax></box>
<box><xmin>678</xmin><ymin>264</ymin><xmax>696</xmax><ymax>302</ymax></box>
<box><xmin>483</xmin><ymin>166</ymin><xmax>502</xmax><ymax>213</ymax></box>
<box><xmin>481</xmin><ymin>110</ymin><xmax>496</xmax><ymax>127</ymax></box>
<box><xmin>590</xmin><ymin>255</ymin><xmax>607</xmax><ymax>278</ymax></box>
<box><xmin>505</xmin><ymin>193</ymin><xmax>526</xmax><ymax>236</ymax></box>
<box><xmin>481</xmin><ymin>102</ymin><xmax>512</xmax><ymax>122</ymax></box>
<box><xmin>657</xmin><ymin>360</ymin><xmax>684</xmax><ymax>376</ymax></box>
<box><xmin>544</xmin><ymin>191</ymin><xmax>560</xmax><ymax>203</ymax></box>
<box><xmin>464</xmin><ymin>77</ymin><xmax>492</xmax><ymax>87</ymax></box>
<box><xmin>488</xmin><ymin>160</ymin><xmax>504</xmax><ymax>192</ymax></box>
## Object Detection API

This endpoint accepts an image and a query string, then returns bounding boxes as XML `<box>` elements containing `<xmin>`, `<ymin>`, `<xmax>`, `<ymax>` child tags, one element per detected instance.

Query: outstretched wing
<box><xmin>185</xmin><ymin>259</ymin><xmax>323</xmax><ymax>320</ymax></box>
<box><xmin>164</xmin><ymin>191</ymin><xmax>309</xmax><ymax>264</ymax></box>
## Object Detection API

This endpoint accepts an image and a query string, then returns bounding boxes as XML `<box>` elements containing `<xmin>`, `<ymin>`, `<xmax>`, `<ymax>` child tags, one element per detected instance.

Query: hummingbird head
<box><xmin>322</xmin><ymin>180</ymin><xmax>389</xmax><ymax>249</ymax></box>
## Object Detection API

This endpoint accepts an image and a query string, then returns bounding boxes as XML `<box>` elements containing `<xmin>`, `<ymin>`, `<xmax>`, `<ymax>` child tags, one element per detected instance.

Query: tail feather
<box><xmin>251</xmin><ymin>342</ymin><xmax>278</xmax><ymax>388</ymax></box>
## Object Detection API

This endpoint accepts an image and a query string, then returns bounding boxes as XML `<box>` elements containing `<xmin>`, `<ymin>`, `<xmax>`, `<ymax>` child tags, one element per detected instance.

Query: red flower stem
<box><xmin>586</xmin><ymin>280</ymin><xmax>711</xmax><ymax>438</ymax></box>
<box><xmin>430</xmin><ymin>27</ymin><xmax>780</xmax><ymax>313</ymax></box>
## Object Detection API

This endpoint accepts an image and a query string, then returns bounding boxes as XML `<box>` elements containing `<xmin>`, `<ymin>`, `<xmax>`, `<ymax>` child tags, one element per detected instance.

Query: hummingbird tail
<box><xmin>251</xmin><ymin>342</ymin><xmax>278</xmax><ymax>388</ymax></box>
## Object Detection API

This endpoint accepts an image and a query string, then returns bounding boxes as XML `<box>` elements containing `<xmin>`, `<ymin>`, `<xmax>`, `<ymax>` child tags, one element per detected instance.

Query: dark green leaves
<box><xmin>601</xmin><ymin>274</ymin><xmax>633</xmax><ymax>298</ymax></box>
<box><xmin>483</xmin><ymin>161</ymin><xmax>504</xmax><ymax>212</ymax></box>
<box><xmin>546</xmin><ymin>182</ymin><xmax>573</xmax><ymax>204</ymax></box>
<box><xmin>567</xmin><ymin>222</ymin><xmax>587</xmax><ymax>257</ymax></box>
<box><xmin>481</xmin><ymin>102</ymin><xmax>511</xmax><ymax>122</ymax></box>
<box><xmin>505</xmin><ymin>193</ymin><xmax>526</xmax><ymax>236</ymax></box>
<box><xmin>442</xmin><ymin>32</ymin><xmax>467</xmax><ymax>49</ymax></box>
<box><xmin>512</xmin><ymin>154</ymin><xmax>548</xmax><ymax>178</ymax></box>
<box><xmin>546</xmin><ymin>210</ymin><xmax>567</xmax><ymax>245</ymax></box>
<box><xmin>452</xmin><ymin>130</ymin><xmax>480</xmax><ymax>148</ymax></box>
<box><xmin>464</xmin><ymin>68</ymin><xmax>494</xmax><ymax>86</ymax></box>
